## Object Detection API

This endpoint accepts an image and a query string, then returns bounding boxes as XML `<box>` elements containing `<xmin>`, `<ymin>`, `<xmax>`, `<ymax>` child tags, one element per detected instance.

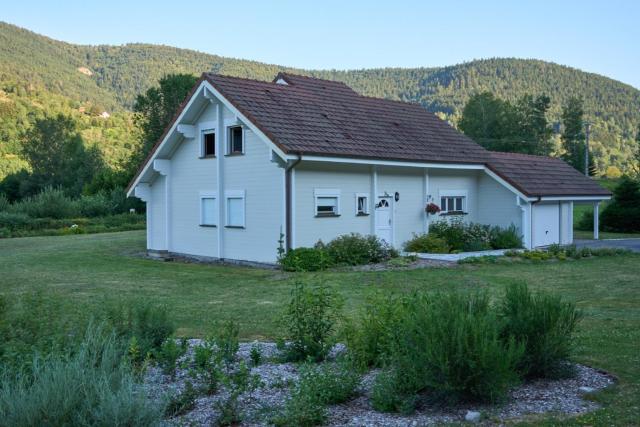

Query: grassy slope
<box><xmin>0</xmin><ymin>231</ymin><xmax>638</xmax><ymax>424</ymax></box>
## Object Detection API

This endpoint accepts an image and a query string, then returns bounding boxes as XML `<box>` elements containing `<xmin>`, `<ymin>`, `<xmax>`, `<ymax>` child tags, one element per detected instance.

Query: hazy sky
<box><xmin>3</xmin><ymin>0</ymin><xmax>639</xmax><ymax>88</ymax></box>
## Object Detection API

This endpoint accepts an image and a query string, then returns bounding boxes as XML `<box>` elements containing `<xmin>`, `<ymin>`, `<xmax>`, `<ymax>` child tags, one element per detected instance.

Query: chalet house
<box><xmin>126</xmin><ymin>72</ymin><xmax>611</xmax><ymax>264</ymax></box>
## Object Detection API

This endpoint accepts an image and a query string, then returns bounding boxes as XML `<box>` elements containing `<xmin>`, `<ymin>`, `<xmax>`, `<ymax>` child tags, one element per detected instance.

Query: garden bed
<box><xmin>144</xmin><ymin>341</ymin><xmax>615</xmax><ymax>426</ymax></box>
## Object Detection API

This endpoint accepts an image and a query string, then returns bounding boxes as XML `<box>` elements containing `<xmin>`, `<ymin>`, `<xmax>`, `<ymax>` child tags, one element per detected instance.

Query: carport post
<box><xmin>593</xmin><ymin>202</ymin><xmax>599</xmax><ymax>240</ymax></box>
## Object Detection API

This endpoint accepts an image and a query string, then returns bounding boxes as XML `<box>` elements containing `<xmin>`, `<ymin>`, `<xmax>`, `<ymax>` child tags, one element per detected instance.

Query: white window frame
<box><xmin>200</xmin><ymin>129</ymin><xmax>216</xmax><ymax>158</ymax></box>
<box><xmin>314</xmin><ymin>189</ymin><xmax>341</xmax><ymax>217</ymax></box>
<box><xmin>438</xmin><ymin>190</ymin><xmax>468</xmax><ymax>214</ymax></box>
<box><xmin>226</xmin><ymin>125</ymin><xmax>245</xmax><ymax>155</ymax></box>
<box><xmin>199</xmin><ymin>191</ymin><xmax>218</xmax><ymax>226</ymax></box>
<box><xmin>225</xmin><ymin>190</ymin><xmax>246</xmax><ymax>228</ymax></box>
<box><xmin>355</xmin><ymin>192</ymin><xmax>370</xmax><ymax>216</ymax></box>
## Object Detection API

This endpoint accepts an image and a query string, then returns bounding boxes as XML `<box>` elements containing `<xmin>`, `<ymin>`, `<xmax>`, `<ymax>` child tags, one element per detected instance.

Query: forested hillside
<box><xmin>1</xmin><ymin>21</ymin><xmax>638</xmax><ymax>178</ymax></box>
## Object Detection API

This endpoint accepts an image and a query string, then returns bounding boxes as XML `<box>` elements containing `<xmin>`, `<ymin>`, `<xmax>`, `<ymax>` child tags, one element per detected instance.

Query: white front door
<box><xmin>375</xmin><ymin>196</ymin><xmax>393</xmax><ymax>244</ymax></box>
<box><xmin>532</xmin><ymin>203</ymin><xmax>560</xmax><ymax>247</ymax></box>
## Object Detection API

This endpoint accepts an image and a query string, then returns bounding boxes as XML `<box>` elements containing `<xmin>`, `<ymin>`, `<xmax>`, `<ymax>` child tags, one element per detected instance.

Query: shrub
<box><xmin>428</xmin><ymin>220</ymin><xmax>522</xmax><ymax>252</ymax></box>
<box><xmin>275</xmin><ymin>359</ymin><xmax>359</xmax><ymax>426</ymax></box>
<box><xmin>250</xmin><ymin>342</ymin><xmax>262</xmax><ymax>366</ymax></box>
<box><xmin>76</xmin><ymin>192</ymin><xmax>114</xmax><ymax>217</ymax></box>
<box><xmin>369</xmin><ymin>292</ymin><xmax>523</xmax><ymax>411</ymax></box>
<box><xmin>463</xmin><ymin>238</ymin><xmax>491</xmax><ymax>252</ymax></box>
<box><xmin>600</xmin><ymin>177</ymin><xmax>640</xmax><ymax>232</ymax></box>
<box><xmin>103</xmin><ymin>299</ymin><xmax>175</xmax><ymax>365</ymax></box>
<box><xmin>325</xmin><ymin>233</ymin><xmax>398</xmax><ymax>265</ymax></box>
<box><xmin>0</xmin><ymin>325</ymin><xmax>162</xmax><ymax>427</ymax></box>
<box><xmin>214</xmin><ymin>320</ymin><xmax>240</xmax><ymax>366</ymax></box>
<box><xmin>165</xmin><ymin>380</ymin><xmax>198</xmax><ymax>417</ymax></box>
<box><xmin>576</xmin><ymin>209</ymin><xmax>595</xmax><ymax>231</ymax></box>
<box><xmin>489</xmin><ymin>224</ymin><xmax>523</xmax><ymax>249</ymax></box>
<box><xmin>0</xmin><ymin>194</ymin><xmax>8</xmax><ymax>212</ymax></box>
<box><xmin>0</xmin><ymin>291</ymin><xmax>79</xmax><ymax>373</ymax></box>
<box><xmin>343</xmin><ymin>293</ymin><xmax>403</xmax><ymax>369</ymax></box>
<box><xmin>404</xmin><ymin>233</ymin><xmax>450</xmax><ymax>253</ymax></box>
<box><xmin>0</xmin><ymin>212</ymin><xmax>34</xmax><ymax>231</ymax></box>
<box><xmin>215</xmin><ymin>361</ymin><xmax>261</xmax><ymax>426</ymax></box>
<box><xmin>429</xmin><ymin>218</ymin><xmax>467</xmax><ymax>251</ymax></box>
<box><xmin>156</xmin><ymin>338</ymin><xmax>188</xmax><ymax>378</ymax></box>
<box><xmin>279</xmin><ymin>247</ymin><xmax>333</xmax><ymax>272</ymax></box>
<box><xmin>194</xmin><ymin>342</ymin><xmax>215</xmax><ymax>370</ymax></box>
<box><xmin>193</xmin><ymin>340</ymin><xmax>221</xmax><ymax>395</ymax></box>
<box><xmin>500</xmin><ymin>283</ymin><xmax>582</xmax><ymax>378</ymax></box>
<box><xmin>280</xmin><ymin>282</ymin><xmax>343</xmax><ymax>362</ymax></box>
<box><xmin>9</xmin><ymin>187</ymin><xmax>77</xmax><ymax>219</ymax></box>
<box><xmin>371</xmin><ymin>368</ymin><xmax>416</xmax><ymax>414</ymax></box>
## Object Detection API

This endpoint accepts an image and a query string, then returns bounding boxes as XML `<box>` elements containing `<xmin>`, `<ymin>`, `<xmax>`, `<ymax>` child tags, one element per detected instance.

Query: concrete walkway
<box><xmin>574</xmin><ymin>238</ymin><xmax>640</xmax><ymax>252</ymax></box>
<box><xmin>405</xmin><ymin>249</ymin><xmax>515</xmax><ymax>262</ymax></box>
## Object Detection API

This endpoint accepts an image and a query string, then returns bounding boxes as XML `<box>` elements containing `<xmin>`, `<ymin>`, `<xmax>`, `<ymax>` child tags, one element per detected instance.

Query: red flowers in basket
<box><xmin>425</xmin><ymin>202</ymin><xmax>441</xmax><ymax>215</ymax></box>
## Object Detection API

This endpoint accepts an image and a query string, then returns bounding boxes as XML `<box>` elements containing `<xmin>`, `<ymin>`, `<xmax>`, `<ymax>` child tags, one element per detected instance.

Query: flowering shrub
<box><xmin>425</xmin><ymin>203</ymin><xmax>441</xmax><ymax>215</ymax></box>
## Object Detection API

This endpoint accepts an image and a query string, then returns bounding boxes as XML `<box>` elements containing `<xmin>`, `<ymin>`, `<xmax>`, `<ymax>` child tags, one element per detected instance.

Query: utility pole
<box><xmin>584</xmin><ymin>121</ymin><xmax>591</xmax><ymax>176</ymax></box>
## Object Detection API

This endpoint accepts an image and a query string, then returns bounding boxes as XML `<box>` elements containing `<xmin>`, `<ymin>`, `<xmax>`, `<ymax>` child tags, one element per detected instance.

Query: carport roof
<box><xmin>486</xmin><ymin>152</ymin><xmax>611</xmax><ymax>197</ymax></box>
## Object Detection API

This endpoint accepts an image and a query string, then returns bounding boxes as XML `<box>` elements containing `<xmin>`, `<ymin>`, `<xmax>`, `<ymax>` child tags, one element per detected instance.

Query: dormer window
<box><xmin>202</xmin><ymin>130</ymin><xmax>215</xmax><ymax>157</ymax></box>
<box><xmin>228</xmin><ymin>126</ymin><xmax>244</xmax><ymax>155</ymax></box>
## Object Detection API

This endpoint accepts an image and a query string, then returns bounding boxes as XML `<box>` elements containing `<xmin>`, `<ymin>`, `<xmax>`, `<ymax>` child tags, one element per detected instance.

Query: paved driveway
<box><xmin>574</xmin><ymin>239</ymin><xmax>640</xmax><ymax>252</ymax></box>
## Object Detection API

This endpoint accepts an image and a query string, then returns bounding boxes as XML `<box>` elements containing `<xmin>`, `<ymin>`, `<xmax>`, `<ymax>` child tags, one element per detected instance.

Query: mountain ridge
<box><xmin>0</xmin><ymin>21</ymin><xmax>638</xmax><ymax>176</ymax></box>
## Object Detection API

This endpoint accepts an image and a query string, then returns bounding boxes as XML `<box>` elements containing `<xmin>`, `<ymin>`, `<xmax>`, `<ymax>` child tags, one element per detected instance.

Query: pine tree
<box><xmin>561</xmin><ymin>97</ymin><xmax>586</xmax><ymax>173</ymax></box>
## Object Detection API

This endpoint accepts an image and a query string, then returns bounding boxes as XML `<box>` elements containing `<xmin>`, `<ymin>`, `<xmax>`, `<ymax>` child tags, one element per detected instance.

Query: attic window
<box><xmin>202</xmin><ymin>130</ymin><xmax>216</xmax><ymax>157</ymax></box>
<box><xmin>227</xmin><ymin>126</ymin><xmax>244</xmax><ymax>155</ymax></box>
<box><xmin>275</xmin><ymin>78</ymin><xmax>289</xmax><ymax>85</ymax></box>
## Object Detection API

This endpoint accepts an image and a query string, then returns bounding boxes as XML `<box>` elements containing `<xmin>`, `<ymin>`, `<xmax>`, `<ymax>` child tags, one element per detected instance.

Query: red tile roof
<box><xmin>205</xmin><ymin>72</ymin><xmax>490</xmax><ymax>164</ymax></box>
<box><xmin>487</xmin><ymin>151</ymin><xmax>611</xmax><ymax>197</ymax></box>
<box><xmin>127</xmin><ymin>72</ymin><xmax>610</xmax><ymax>199</ymax></box>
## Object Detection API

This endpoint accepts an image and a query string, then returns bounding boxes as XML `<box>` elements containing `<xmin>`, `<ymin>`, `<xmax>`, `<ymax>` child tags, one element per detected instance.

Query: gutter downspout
<box><xmin>285</xmin><ymin>153</ymin><xmax>302</xmax><ymax>251</ymax></box>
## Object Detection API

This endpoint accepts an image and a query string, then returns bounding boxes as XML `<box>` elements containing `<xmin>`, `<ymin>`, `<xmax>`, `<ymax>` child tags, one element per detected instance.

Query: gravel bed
<box><xmin>143</xmin><ymin>341</ymin><xmax>615</xmax><ymax>426</ymax></box>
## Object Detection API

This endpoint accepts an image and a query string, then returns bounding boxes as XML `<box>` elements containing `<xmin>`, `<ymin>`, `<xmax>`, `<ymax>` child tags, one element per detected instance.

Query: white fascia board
<box><xmin>290</xmin><ymin>154</ymin><xmax>485</xmax><ymax>170</ymax></box>
<box><xmin>127</xmin><ymin>83</ymin><xmax>207</xmax><ymax>197</ymax></box>
<box><xmin>540</xmin><ymin>195</ymin><xmax>611</xmax><ymax>202</ymax></box>
<box><xmin>482</xmin><ymin>168</ymin><xmax>534</xmax><ymax>202</ymax></box>
<box><xmin>201</xmin><ymin>81</ymin><xmax>289</xmax><ymax>162</ymax></box>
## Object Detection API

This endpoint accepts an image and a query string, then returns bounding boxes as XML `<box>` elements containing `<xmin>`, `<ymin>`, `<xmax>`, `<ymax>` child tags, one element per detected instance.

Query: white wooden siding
<box><xmin>476</xmin><ymin>171</ymin><xmax>522</xmax><ymax>232</ymax></box>
<box><xmin>294</xmin><ymin>163</ymin><xmax>371</xmax><ymax>248</ymax></box>
<box><xmin>222</xmin><ymin>127</ymin><xmax>284</xmax><ymax>263</ymax></box>
<box><xmin>428</xmin><ymin>169</ymin><xmax>479</xmax><ymax>223</ymax></box>
<box><xmin>559</xmin><ymin>201</ymin><xmax>573</xmax><ymax>244</ymax></box>
<box><xmin>148</xmin><ymin>175</ymin><xmax>166</xmax><ymax>250</ymax></box>
<box><xmin>147</xmin><ymin>102</ymin><xmax>284</xmax><ymax>263</ymax></box>
<box><xmin>169</xmin><ymin>110</ymin><xmax>219</xmax><ymax>257</ymax></box>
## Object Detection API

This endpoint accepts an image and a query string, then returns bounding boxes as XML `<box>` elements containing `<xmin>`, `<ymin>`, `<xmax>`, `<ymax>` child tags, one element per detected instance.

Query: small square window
<box><xmin>203</xmin><ymin>131</ymin><xmax>215</xmax><ymax>157</ymax></box>
<box><xmin>316</xmin><ymin>197</ymin><xmax>338</xmax><ymax>216</ymax></box>
<box><xmin>314</xmin><ymin>189</ymin><xmax>341</xmax><ymax>217</ymax></box>
<box><xmin>228</xmin><ymin>126</ymin><xmax>243</xmax><ymax>154</ymax></box>
<box><xmin>226</xmin><ymin>196</ymin><xmax>245</xmax><ymax>227</ymax></box>
<box><xmin>355</xmin><ymin>193</ymin><xmax>369</xmax><ymax>215</ymax></box>
<box><xmin>440</xmin><ymin>195</ymin><xmax>465</xmax><ymax>214</ymax></box>
<box><xmin>200</xmin><ymin>197</ymin><xmax>217</xmax><ymax>226</ymax></box>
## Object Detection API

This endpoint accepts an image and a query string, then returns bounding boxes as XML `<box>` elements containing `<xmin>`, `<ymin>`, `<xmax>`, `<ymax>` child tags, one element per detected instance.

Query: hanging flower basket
<box><xmin>425</xmin><ymin>202</ymin><xmax>441</xmax><ymax>215</ymax></box>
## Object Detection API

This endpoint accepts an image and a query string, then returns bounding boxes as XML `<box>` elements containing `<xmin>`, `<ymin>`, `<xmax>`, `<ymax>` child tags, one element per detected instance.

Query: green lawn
<box><xmin>1</xmin><ymin>231</ymin><xmax>639</xmax><ymax>424</ymax></box>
